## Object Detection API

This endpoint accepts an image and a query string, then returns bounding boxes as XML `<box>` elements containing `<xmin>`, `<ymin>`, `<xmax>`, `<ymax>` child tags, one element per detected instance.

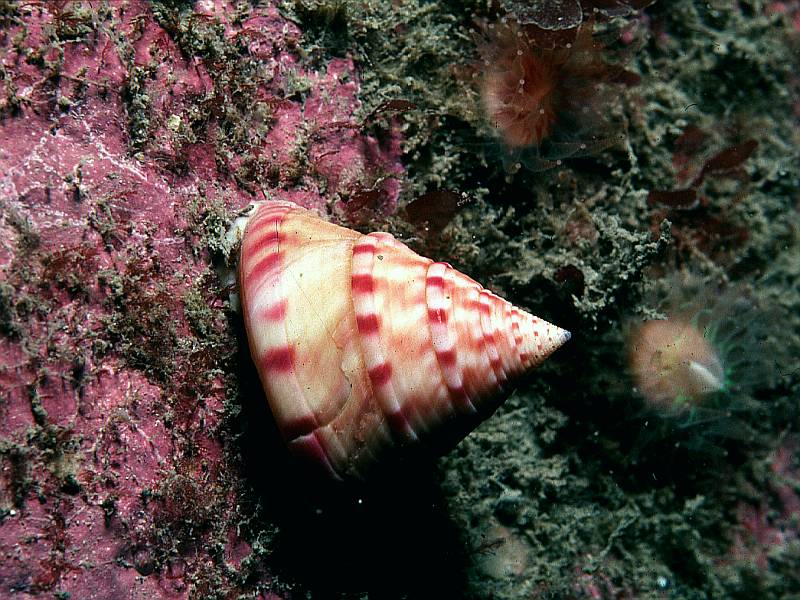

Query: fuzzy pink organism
<box><xmin>474</xmin><ymin>17</ymin><xmax>639</xmax><ymax>161</ymax></box>
<box><xmin>628</xmin><ymin>318</ymin><xmax>725</xmax><ymax>412</ymax></box>
<box><xmin>478</xmin><ymin>23</ymin><xmax>561</xmax><ymax>149</ymax></box>
<box><xmin>626</xmin><ymin>278</ymin><xmax>778</xmax><ymax>420</ymax></box>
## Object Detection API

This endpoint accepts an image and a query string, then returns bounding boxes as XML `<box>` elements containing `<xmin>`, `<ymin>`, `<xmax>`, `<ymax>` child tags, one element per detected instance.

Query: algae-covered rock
<box><xmin>1</xmin><ymin>0</ymin><xmax>798</xmax><ymax>598</ymax></box>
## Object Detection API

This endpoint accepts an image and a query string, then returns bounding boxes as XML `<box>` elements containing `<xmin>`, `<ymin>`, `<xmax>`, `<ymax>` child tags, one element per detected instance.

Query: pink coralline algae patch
<box><xmin>768</xmin><ymin>2</ymin><xmax>800</xmax><ymax>33</ymax></box>
<box><xmin>727</xmin><ymin>440</ymin><xmax>800</xmax><ymax>574</ymax></box>
<box><xmin>572</xmin><ymin>569</ymin><xmax>633</xmax><ymax>600</ymax></box>
<box><xmin>256</xmin><ymin>55</ymin><xmax>403</xmax><ymax>209</ymax></box>
<box><xmin>0</xmin><ymin>0</ymin><xmax>404</xmax><ymax>597</ymax></box>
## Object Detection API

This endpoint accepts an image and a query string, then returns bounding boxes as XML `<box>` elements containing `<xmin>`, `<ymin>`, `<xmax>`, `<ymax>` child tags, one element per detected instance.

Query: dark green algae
<box><xmin>268</xmin><ymin>1</ymin><xmax>800</xmax><ymax>599</ymax></box>
<box><xmin>2</xmin><ymin>0</ymin><xmax>798</xmax><ymax>598</ymax></box>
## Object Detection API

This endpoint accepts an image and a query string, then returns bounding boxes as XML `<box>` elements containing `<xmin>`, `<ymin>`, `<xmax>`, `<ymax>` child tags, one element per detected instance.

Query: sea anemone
<box><xmin>623</xmin><ymin>276</ymin><xmax>784</xmax><ymax>460</ymax></box>
<box><xmin>628</xmin><ymin>318</ymin><xmax>725</xmax><ymax>412</ymax></box>
<box><xmin>474</xmin><ymin>17</ymin><xmax>638</xmax><ymax>170</ymax></box>
<box><xmin>627</xmin><ymin>280</ymin><xmax>778</xmax><ymax>417</ymax></box>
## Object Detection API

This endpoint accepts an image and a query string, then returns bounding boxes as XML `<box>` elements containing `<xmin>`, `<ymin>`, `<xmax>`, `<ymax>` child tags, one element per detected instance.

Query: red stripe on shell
<box><xmin>428</xmin><ymin>307</ymin><xmax>448</xmax><ymax>324</ymax></box>
<box><xmin>368</xmin><ymin>362</ymin><xmax>393</xmax><ymax>387</ymax></box>
<box><xmin>351</xmin><ymin>273</ymin><xmax>375</xmax><ymax>295</ymax></box>
<box><xmin>427</xmin><ymin>275</ymin><xmax>445</xmax><ymax>289</ymax></box>
<box><xmin>249</xmin><ymin>213</ymin><xmax>284</xmax><ymax>233</ymax></box>
<box><xmin>282</xmin><ymin>413</ymin><xmax>318</xmax><ymax>440</ymax></box>
<box><xmin>464</xmin><ymin>298</ymin><xmax>482</xmax><ymax>312</ymax></box>
<box><xmin>247</xmin><ymin>251</ymin><xmax>283</xmax><ymax>283</ymax></box>
<box><xmin>246</xmin><ymin>230</ymin><xmax>286</xmax><ymax>258</ymax></box>
<box><xmin>262</xmin><ymin>299</ymin><xmax>288</xmax><ymax>321</ymax></box>
<box><xmin>436</xmin><ymin>348</ymin><xmax>457</xmax><ymax>367</ymax></box>
<box><xmin>356</xmin><ymin>313</ymin><xmax>381</xmax><ymax>334</ymax></box>
<box><xmin>262</xmin><ymin>346</ymin><xmax>295</xmax><ymax>373</ymax></box>
<box><xmin>352</xmin><ymin>243</ymin><xmax>376</xmax><ymax>255</ymax></box>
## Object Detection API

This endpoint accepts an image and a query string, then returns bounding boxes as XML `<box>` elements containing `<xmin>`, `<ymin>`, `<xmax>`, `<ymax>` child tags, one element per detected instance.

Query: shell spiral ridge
<box><xmin>239</xmin><ymin>201</ymin><xmax>570</xmax><ymax>479</ymax></box>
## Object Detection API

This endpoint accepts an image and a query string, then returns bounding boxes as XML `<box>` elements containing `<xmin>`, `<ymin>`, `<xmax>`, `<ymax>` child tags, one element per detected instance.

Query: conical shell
<box><xmin>239</xmin><ymin>201</ymin><xmax>570</xmax><ymax>479</ymax></box>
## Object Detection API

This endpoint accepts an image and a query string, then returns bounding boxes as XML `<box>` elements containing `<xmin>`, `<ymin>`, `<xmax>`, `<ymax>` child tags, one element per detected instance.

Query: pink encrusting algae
<box><xmin>237</xmin><ymin>202</ymin><xmax>571</xmax><ymax>480</ymax></box>
<box><xmin>726</xmin><ymin>440</ymin><xmax>800</xmax><ymax>574</ymax></box>
<box><xmin>0</xmin><ymin>0</ymin><xmax>403</xmax><ymax>596</ymax></box>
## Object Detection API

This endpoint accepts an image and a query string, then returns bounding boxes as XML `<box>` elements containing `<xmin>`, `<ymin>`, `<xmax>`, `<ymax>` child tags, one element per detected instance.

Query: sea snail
<box><xmin>237</xmin><ymin>200</ymin><xmax>571</xmax><ymax>480</ymax></box>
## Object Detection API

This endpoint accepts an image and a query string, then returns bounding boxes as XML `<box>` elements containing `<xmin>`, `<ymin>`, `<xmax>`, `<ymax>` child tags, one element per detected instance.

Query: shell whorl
<box><xmin>239</xmin><ymin>201</ymin><xmax>571</xmax><ymax>479</ymax></box>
